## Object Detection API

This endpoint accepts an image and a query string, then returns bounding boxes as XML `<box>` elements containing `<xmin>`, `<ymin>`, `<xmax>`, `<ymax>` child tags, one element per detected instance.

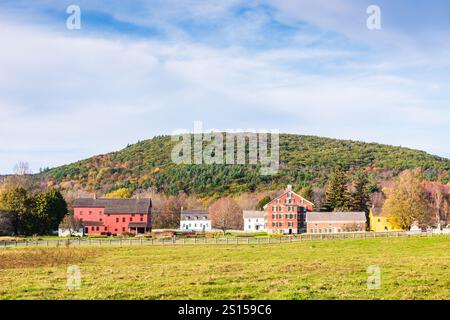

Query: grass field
<box><xmin>0</xmin><ymin>236</ymin><xmax>449</xmax><ymax>300</ymax></box>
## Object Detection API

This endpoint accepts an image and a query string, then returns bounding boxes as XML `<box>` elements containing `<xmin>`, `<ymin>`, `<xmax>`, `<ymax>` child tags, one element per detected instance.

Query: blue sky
<box><xmin>0</xmin><ymin>0</ymin><xmax>449</xmax><ymax>173</ymax></box>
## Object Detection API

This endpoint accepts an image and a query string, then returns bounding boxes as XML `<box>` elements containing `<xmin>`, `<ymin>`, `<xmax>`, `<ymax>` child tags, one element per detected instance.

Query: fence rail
<box><xmin>0</xmin><ymin>231</ymin><xmax>439</xmax><ymax>248</ymax></box>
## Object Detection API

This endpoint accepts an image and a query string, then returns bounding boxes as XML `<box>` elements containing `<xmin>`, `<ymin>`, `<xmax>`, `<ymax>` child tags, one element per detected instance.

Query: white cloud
<box><xmin>0</xmin><ymin>12</ymin><xmax>449</xmax><ymax>173</ymax></box>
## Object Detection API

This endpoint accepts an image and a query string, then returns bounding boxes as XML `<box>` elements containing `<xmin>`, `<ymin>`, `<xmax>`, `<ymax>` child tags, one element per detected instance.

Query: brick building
<box><xmin>73</xmin><ymin>198</ymin><xmax>152</xmax><ymax>236</ymax></box>
<box><xmin>306</xmin><ymin>212</ymin><xmax>366</xmax><ymax>233</ymax></box>
<box><xmin>264</xmin><ymin>185</ymin><xmax>314</xmax><ymax>234</ymax></box>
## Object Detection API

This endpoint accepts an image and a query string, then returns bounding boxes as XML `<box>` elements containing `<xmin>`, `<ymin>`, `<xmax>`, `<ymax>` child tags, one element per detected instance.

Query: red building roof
<box><xmin>73</xmin><ymin>198</ymin><xmax>151</xmax><ymax>214</ymax></box>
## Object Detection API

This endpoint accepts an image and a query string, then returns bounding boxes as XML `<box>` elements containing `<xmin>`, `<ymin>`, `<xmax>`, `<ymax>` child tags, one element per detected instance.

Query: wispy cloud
<box><xmin>0</xmin><ymin>1</ymin><xmax>449</xmax><ymax>173</ymax></box>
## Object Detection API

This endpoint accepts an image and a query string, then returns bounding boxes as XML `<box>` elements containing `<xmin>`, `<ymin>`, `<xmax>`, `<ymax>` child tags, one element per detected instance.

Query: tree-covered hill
<box><xmin>41</xmin><ymin>134</ymin><xmax>450</xmax><ymax>197</ymax></box>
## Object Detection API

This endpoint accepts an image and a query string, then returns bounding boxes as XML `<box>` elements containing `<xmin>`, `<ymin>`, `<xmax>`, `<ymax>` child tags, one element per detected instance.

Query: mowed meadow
<box><xmin>0</xmin><ymin>236</ymin><xmax>449</xmax><ymax>300</ymax></box>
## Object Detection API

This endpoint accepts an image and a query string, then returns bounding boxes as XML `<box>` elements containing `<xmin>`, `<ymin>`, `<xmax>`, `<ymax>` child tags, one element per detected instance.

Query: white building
<box><xmin>243</xmin><ymin>210</ymin><xmax>267</xmax><ymax>232</ymax></box>
<box><xmin>58</xmin><ymin>227</ymin><xmax>84</xmax><ymax>237</ymax></box>
<box><xmin>180</xmin><ymin>209</ymin><xmax>211</xmax><ymax>232</ymax></box>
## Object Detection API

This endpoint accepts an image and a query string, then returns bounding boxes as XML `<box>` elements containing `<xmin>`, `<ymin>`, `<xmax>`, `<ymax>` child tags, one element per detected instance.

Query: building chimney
<box><xmin>286</xmin><ymin>184</ymin><xmax>292</xmax><ymax>192</ymax></box>
<box><xmin>93</xmin><ymin>192</ymin><xmax>97</xmax><ymax>200</ymax></box>
<box><xmin>181</xmin><ymin>206</ymin><xmax>184</xmax><ymax>212</ymax></box>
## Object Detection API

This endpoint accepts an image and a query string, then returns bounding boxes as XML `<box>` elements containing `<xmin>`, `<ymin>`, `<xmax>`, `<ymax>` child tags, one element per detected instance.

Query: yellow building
<box><xmin>369</xmin><ymin>207</ymin><xmax>404</xmax><ymax>232</ymax></box>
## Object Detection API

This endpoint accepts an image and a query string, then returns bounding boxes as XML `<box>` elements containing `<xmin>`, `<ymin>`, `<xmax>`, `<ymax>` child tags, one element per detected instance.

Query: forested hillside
<box><xmin>40</xmin><ymin>134</ymin><xmax>450</xmax><ymax>197</ymax></box>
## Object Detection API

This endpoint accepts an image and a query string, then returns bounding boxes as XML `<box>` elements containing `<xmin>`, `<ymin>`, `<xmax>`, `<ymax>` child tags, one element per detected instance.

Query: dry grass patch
<box><xmin>0</xmin><ymin>248</ymin><xmax>105</xmax><ymax>269</ymax></box>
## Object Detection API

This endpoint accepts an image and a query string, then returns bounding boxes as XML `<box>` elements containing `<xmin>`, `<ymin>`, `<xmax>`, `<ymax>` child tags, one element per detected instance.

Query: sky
<box><xmin>0</xmin><ymin>0</ymin><xmax>449</xmax><ymax>173</ymax></box>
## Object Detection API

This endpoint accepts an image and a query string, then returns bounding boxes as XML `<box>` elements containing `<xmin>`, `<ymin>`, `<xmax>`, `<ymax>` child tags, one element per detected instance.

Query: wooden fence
<box><xmin>0</xmin><ymin>231</ymin><xmax>438</xmax><ymax>248</ymax></box>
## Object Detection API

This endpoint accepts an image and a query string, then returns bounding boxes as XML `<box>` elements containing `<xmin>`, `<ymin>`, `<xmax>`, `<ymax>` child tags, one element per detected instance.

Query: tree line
<box><xmin>0</xmin><ymin>162</ymin><xmax>68</xmax><ymax>236</ymax></box>
<box><xmin>0</xmin><ymin>185</ymin><xmax>67</xmax><ymax>236</ymax></box>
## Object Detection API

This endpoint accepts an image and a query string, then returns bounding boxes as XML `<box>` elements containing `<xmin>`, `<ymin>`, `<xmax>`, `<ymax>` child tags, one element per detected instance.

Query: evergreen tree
<box><xmin>299</xmin><ymin>185</ymin><xmax>313</xmax><ymax>200</ymax></box>
<box><xmin>350</xmin><ymin>171</ymin><xmax>370</xmax><ymax>212</ymax></box>
<box><xmin>256</xmin><ymin>196</ymin><xmax>271</xmax><ymax>210</ymax></box>
<box><xmin>324</xmin><ymin>168</ymin><xmax>350</xmax><ymax>211</ymax></box>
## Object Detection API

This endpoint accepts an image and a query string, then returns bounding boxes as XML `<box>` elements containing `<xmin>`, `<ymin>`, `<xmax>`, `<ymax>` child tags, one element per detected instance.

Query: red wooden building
<box><xmin>264</xmin><ymin>185</ymin><xmax>314</xmax><ymax>234</ymax></box>
<box><xmin>73</xmin><ymin>198</ymin><xmax>152</xmax><ymax>236</ymax></box>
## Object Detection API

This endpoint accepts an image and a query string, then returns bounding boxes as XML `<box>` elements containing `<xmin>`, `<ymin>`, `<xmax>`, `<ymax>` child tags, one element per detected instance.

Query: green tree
<box><xmin>256</xmin><ymin>196</ymin><xmax>271</xmax><ymax>210</ymax></box>
<box><xmin>350</xmin><ymin>171</ymin><xmax>370</xmax><ymax>212</ymax></box>
<box><xmin>382</xmin><ymin>168</ymin><xmax>431</xmax><ymax>230</ymax></box>
<box><xmin>299</xmin><ymin>186</ymin><xmax>313</xmax><ymax>201</ymax></box>
<box><xmin>0</xmin><ymin>186</ymin><xmax>30</xmax><ymax>235</ymax></box>
<box><xmin>32</xmin><ymin>189</ymin><xmax>68</xmax><ymax>234</ymax></box>
<box><xmin>324</xmin><ymin>168</ymin><xmax>350</xmax><ymax>211</ymax></box>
